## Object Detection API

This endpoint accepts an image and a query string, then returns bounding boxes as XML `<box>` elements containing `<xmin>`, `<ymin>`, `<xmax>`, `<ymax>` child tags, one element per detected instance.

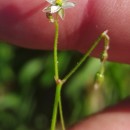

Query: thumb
<box><xmin>0</xmin><ymin>0</ymin><xmax>130</xmax><ymax>63</ymax></box>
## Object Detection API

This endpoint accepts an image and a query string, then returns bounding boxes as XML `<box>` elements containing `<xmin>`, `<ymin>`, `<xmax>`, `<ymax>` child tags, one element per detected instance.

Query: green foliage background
<box><xmin>0</xmin><ymin>42</ymin><xmax>130</xmax><ymax>130</ymax></box>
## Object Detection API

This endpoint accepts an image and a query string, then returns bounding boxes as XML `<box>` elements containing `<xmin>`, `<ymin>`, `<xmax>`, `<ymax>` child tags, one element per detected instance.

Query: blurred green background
<box><xmin>0</xmin><ymin>41</ymin><xmax>130</xmax><ymax>130</ymax></box>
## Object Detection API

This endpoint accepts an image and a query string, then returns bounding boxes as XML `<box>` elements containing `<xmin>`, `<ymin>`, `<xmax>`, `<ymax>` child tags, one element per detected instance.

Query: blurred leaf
<box><xmin>0</xmin><ymin>94</ymin><xmax>20</xmax><ymax>110</ymax></box>
<box><xmin>0</xmin><ymin>43</ymin><xmax>14</xmax><ymax>84</ymax></box>
<box><xmin>0</xmin><ymin>111</ymin><xmax>18</xmax><ymax>129</ymax></box>
<box><xmin>35</xmin><ymin>114</ymin><xmax>49</xmax><ymax>130</ymax></box>
<box><xmin>0</xmin><ymin>42</ymin><xmax>14</xmax><ymax>62</ymax></box>
<box><xmin>40</xmin><ymin>54</ymin><xmax>54</xmax><ymax>87</ymax></box>
<box><xmin>65</xmin><ymin>58</ymin><xmax>100</xmax><ymax>99</ymax></box>
<box><xmin>16</xmin><ymin>125</ymin><xmax>29</xmax><ymax>130</ymax></box>
<box><xmin>19</xmin><ymin>58</ymin><xmax>44</xmax><ymax>86</ymax></box>
<box><xmin>18</xmin><ymin>97</ymin><xmax>35</xmax><ymax>122</ymax></box>
<box><xmin>0</xmin><ymin>65</ymin><xmax>14</xmax><ymax>83</ymax></box>
<box><xmin>106</xmin><ymin>62</ymin><xmax>130</xmax><ymax>99</ymax></box>
<box><xmin>58</xmin><ymin>52</ymin><xmax>72</xmax><ymax>75</ymax></box>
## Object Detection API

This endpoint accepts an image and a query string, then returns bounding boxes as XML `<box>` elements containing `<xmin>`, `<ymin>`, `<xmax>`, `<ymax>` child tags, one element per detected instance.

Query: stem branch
<box><xmin>63</xmin><ymin>30</ymin><xmax>109</xmax><ymax>82</ymax></box>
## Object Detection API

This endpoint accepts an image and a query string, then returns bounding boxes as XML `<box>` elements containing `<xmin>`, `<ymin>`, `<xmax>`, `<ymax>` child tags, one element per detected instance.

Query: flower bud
<box><xmin>46</xmin><ymin>13</ymin><xmax>54</xmax><ymax>23</ymax></box>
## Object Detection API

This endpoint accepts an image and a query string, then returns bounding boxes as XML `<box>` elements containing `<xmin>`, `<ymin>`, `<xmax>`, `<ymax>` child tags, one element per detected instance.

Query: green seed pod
<box><xmin>96</xmin><ymin>72</ymin><xmax>104</xmax><ymax>85</ymax></box>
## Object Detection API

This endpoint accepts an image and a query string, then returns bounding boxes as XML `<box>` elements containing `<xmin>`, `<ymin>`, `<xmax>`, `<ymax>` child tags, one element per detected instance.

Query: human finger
<box><xmin>69</xmin><ymin>98</ymin><xmax>130</xmax><ymax>130</ymax></box>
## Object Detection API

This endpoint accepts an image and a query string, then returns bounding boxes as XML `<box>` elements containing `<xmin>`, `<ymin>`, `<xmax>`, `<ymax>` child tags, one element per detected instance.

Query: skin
<box><xmin>0</xmin><ymin>0</ymin><xmax>130</xmax><ymax>129</ymax></box>
<box><xmin>0</xmin><ymin>0</ymin><xmax>130</xmax><ymax>63</ymax></box>
<box><xmin>69</xmin><ymin>98</ymin><xmax>130</xmax><ymax>130</ymax></box>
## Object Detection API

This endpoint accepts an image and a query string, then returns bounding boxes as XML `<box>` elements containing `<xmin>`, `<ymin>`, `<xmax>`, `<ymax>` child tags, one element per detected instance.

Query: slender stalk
<box><xmin>51</xmin><ymin>18</ymin><xmax>65</xmax><ymax>130</ymax></box>
<box><xmin>59</xmin><ymin>94</ymin><xmax>66</xmax><ymax>130</ymax></box>
<box><xmin>62</xmin><ymin>31</ymin><xmax>109</xmax><ymax>82</ymax></box>
<box><xmin>51</xmin><ymin>17</ymin><xmax>60</xmax><ymax>130</ymax></box>
<box><xmin>51</xmin><ymin>83</ymin><xmax>62</xmax><ymax>130</ymax></box>
<box><xmin>54</xmin><ymin>19</ymin><xmax>59</xmax><ymax>80</ymax></box>
<box><xmin>94</xmin><ymin>32</ymin><xmax>110</xmax><ymax>86</ymax></box>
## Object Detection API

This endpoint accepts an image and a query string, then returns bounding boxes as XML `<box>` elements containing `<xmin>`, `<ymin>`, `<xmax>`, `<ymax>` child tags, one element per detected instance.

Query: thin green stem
<box><xmin>51</xmin><ymin>83</ymin><xmax>62</xmax><ymax>130</ymax></box>
<box><xmin>54</xmin><ymin>19</ymin><xmax>59</xmax><ymax>80</ymax></box>
<box><xmin>51</xmin><ymin>18</ymin><xmax>65</xmax><ymax>130</ymax></box>
<box><xmin>59</xmin><ymin>94</ymin><xmax>65</xmax><ymax>130</ymax></box>
<box><xmin>63</xmin><ymin>31</ymin><xmax>109</xmax><ymax>82</ymax></box>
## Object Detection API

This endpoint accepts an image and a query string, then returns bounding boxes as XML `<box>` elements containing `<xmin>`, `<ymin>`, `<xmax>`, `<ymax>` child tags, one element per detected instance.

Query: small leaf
<box><xmin>19</xmin><ymin>58</ymin><xmax>44</xmax><ymax>86</ymax></box>
<box><xmin>58</xmin><ymin>9</ymin><xmax>64</xmax><ymax>20</ymax></box>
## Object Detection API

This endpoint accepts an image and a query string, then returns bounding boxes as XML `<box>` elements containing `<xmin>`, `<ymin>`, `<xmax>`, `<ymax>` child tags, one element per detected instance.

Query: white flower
<box><xmin>43</xmin><ymin>0</ymin><xmax>75</xmax><ymax>20</ymax></box>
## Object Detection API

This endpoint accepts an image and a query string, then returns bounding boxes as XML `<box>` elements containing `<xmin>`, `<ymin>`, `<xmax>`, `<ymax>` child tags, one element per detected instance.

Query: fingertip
<box><xmin>69</xmin><ymin>98</ymin><xmax>130</xmax><ymax>130</ymax></box>
<box><xmin>74</xmin><ymin>0</ymin><xmax>130</xmax><ymax>64</ymax></box>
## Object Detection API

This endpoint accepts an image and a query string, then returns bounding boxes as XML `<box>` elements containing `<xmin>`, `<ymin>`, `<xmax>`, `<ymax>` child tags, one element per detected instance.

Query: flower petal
<box><xmin>43</xmin><ymin>6</ymin><xmax>51</xmax><ymax>12</ymax></box>
<box><xmin>62</xmin><ymin>2</ymin><xmax>75</xmax><ymax>9</ymax></box>
<box><xmin>46</xmin><ymin>0</ymin><xmax>55</xmax><ymax>4</ymax></box>
<box><xmin>43</xmin><ymin>5</ymin><xmax>61</xmax><ymax>13</ymax></box>
<box><xmin>50</xmin><ymin>5</ymin><xmax>61</xmax><ymax>13</ymax></box>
